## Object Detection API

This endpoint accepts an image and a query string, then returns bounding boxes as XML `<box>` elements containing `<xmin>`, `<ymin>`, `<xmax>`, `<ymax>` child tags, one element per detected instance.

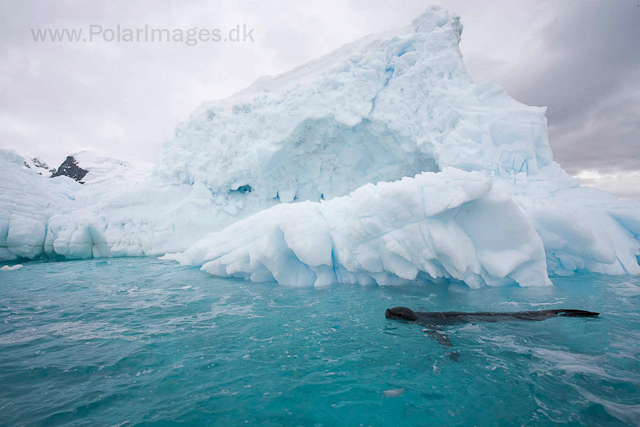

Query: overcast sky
<box><xmin>1</xmin><ymin>0</ymin><xmax>639</xmax><ymax>198</ymax></box>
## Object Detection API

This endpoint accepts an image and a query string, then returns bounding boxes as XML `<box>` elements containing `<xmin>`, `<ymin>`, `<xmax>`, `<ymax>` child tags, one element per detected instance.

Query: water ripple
<box><xmin>0</xmin><ymin>259</ymin><xmax>639</xmax><ymax>426</ymax></box>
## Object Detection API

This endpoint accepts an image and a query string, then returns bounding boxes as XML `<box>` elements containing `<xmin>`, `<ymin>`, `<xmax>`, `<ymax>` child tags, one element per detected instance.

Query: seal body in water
<box><xmin>385</xmin><ymin>306</ymin><xmax>599</xmax><ymax>348</ymax></box>
<box><xmin>385</xmin><ymin>306</ymin><xmax>599</xmax><ymax>326</ymax></box>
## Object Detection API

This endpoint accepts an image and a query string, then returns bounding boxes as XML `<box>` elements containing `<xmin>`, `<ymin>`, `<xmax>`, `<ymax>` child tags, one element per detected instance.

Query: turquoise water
<box><xmin>1</xmin><ymin>258</ymin><xmax>639</xmax><ymax>426</ymax></box>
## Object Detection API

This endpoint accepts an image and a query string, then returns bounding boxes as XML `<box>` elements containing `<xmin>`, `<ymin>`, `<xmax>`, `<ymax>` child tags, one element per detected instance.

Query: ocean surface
<box><xmin>1</xmin><ymin>258</ymin><xmax>639</xmax><ymax>426</ymax></box>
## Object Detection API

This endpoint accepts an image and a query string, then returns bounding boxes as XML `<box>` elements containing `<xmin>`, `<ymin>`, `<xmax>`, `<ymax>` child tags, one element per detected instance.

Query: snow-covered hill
<box><xmin>1</xmin><ymin>6</ymin><xmax>639</xmax><ymax>288</ymax></box>
<box><xmin>1</xmin><ymin>149</ymin><xmax>217</xmax><ymax>261</ymax></box>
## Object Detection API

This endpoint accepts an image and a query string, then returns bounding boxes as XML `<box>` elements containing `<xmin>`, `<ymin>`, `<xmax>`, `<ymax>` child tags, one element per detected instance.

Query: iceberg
<box><xmin>1</xmin><ymin>6</ymin><xmax>639</xmax><ymax>288</ymax></box>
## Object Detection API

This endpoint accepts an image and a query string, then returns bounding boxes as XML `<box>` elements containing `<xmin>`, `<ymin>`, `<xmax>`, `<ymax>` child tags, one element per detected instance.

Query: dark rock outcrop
<box><xmin>32</xmin><ymin>158</ymin><xmax>49</xmax><ymax>170</ymax></box>
<box><xmin>51</xmin><ymin>156</ymin><xmax>89</xmax><ymax>183</ymax></box>
<box><xmin>24</xmin><ymin>157</ymin><xmax>55</xmax><ymax>175</ymax></box>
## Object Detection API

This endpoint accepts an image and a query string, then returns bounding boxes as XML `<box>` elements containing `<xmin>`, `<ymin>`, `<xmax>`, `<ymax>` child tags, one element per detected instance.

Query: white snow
<box><xmin>1</xmin><ymin>6</ymin><xmax>639</xmax><ymax>289</ymax></box>
<box><xmin>71</xmin><ymin>151</ymin><xmax>153</xmax><ymax>186</ymax></box>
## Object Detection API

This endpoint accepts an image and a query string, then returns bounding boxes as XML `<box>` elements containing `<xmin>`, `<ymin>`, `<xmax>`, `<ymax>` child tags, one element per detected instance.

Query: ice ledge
<box><xmin>163</xmin><ymin>168</ymin><xmax>552</xmax><ymax>288</ymax></box>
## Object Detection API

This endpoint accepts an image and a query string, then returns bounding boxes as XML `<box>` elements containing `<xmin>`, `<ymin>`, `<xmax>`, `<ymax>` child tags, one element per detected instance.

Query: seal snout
<box><xmin>385</xmin><ymin>306</ymin><xmax>419</xmax><ymax>321</ymax></box>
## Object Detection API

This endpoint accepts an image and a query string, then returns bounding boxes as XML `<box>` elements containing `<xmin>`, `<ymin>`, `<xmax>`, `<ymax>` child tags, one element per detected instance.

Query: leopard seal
<box><xmin>385</xmin><ymin>306</ymin><xmax>599</xmax><ymax>348</ymax></box>
<box><xmin>385</xmin><ymin>306</ymin><xmax>599</xmax><ymax>325</ymax></box>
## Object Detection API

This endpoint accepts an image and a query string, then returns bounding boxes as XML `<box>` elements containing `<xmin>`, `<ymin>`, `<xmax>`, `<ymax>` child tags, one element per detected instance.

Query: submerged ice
<box><xmin>1</xmin><ymin>6</ymin><xmax>639</xmax><ymax>288</ymax></box>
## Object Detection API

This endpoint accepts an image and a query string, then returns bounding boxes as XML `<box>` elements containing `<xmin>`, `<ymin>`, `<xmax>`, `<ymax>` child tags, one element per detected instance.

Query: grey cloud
<box><xmin>0</xmin><ymin>0</ymin><xmax>285</xmax><ymax>165</ymax></box>
<box><xmin>490</xmin><ymin>0</ymin><xmax>640</xmax><ymax>173</ymax></box>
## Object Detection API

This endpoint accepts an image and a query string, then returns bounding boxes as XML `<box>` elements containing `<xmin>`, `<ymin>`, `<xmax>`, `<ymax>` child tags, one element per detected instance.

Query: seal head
<box><xmin>385</xmin><ymin>306</ymin><xmax>419</xmax><ymax>321</ymax></box>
